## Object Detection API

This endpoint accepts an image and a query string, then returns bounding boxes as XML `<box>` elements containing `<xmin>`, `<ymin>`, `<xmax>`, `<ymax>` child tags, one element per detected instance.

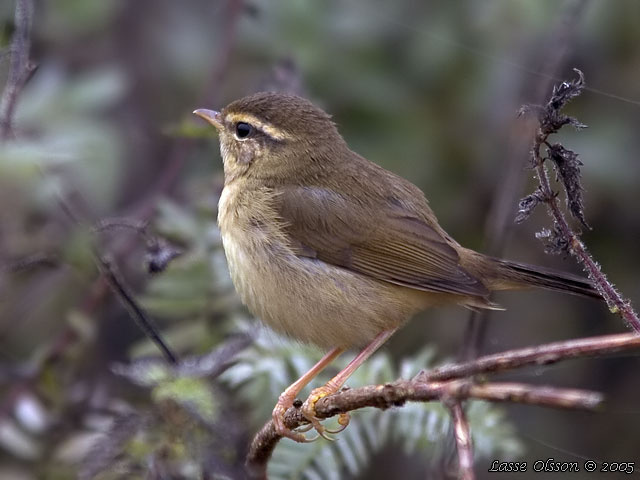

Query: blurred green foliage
<box><xmin>1</xmin><ymin>0</ymin><xmax>640</xmax><ymax>479</ymax></box>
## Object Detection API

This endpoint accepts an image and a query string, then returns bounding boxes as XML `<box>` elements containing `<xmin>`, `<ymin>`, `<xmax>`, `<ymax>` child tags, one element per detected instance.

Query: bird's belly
<box><xmin>220</xmin><ymin>227</ymin><xmax>426</xmax><ymax>350</ymax></box>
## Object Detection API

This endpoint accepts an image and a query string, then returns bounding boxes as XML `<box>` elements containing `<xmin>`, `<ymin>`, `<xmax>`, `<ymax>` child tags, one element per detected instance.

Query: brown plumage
<box><xmin>194</xmin><ymin>92</ymin><xmax>599</xmax><ymax>442</ymax></box>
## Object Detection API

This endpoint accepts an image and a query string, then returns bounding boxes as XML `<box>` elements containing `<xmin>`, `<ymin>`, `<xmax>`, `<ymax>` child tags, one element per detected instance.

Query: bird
<box><xmin>193</xmin><ymin>92</ymin><xmax>598</xmax><ymax>442</ymax></box>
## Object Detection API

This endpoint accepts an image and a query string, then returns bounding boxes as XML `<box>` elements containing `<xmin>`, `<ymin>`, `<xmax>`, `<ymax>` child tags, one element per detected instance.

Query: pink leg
<box><xmin>273</xmin><ymin>347</ymin><xmax>343</xmax><ymax>442</ymax></box>
<box><xmin>301</xmin><ymin>328</ymin><xmax>398</xmax><ymax>439</ymax></box>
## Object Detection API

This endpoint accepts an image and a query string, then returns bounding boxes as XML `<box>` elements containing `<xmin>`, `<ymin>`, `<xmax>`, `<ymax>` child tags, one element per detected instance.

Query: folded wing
<box><xmin>276</xmin><ymin>186</ymin><xmax>488</xmax><ymax>297</ymax></box>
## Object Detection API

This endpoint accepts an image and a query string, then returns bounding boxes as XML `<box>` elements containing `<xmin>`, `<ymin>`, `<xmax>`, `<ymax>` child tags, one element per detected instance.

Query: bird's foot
<box><xmin>300</xmin><ymin>383</ymin><xmax>350</xmax><ymax>441</ymax></box>
<box><xmin>272</xmin><ymin>393</ymin><xmax>319</xmax><ymax>442</ymax></box>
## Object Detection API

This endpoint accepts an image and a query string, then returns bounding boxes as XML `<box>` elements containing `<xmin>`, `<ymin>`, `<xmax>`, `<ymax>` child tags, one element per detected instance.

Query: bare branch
<box><xmin>244</xmin><ymin>331</ymin><xmax>640</xmax><ymax>476</ymax></box>
<box><xmin>247</xmin><ymin>378</ymin><xmax>605</xmax><ymax>476</ymax></box>
<box><xmin>1</xmin><ymin>253</ymin><xmax>59</xmax><ymax>273</ymax></box>
<box><xmin>448</xmin><ymin>402</ymin><xmax>475</xmax><ymax>480</ymax></box>
<box><xmin>421</xmin><ymin>332</ymin><xmax>640</xmax><ymax>382</ymax></box>
<box><xmin>520</xmin><ymin>70</ymin><xmax>640</xmax><ymax>331</ymax></box>
<box><xmin>247</xmin><ymin>378</ymin><xmax>603</xmax><ymax>476</ymax></box>
<box><xmin>97</xmin><ymin>255</ymin><xmax>178</xmax><ymax>364</ymax></box>
<box><xmin>91</xmin><ymin>218</ymin><xmax>183</xmax><ymax>274</ymax></box>
<box><xmin>52</xmin><ymin>187</ymin><xmax>180</xmax><ymax>365</ymax></box>
<box><xmin>0</xmin><ymin>0</ymin><xmax>35</xmax><ymax>140</ymax></box>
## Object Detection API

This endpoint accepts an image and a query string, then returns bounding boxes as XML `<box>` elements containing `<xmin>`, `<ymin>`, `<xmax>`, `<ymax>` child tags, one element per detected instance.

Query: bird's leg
<box><xmin>273</xmin><ymin>347</ymin><xmax>343</xmax><ymax>442</ymax></box>
<box><xmin>301</xmin><ymin>328</ymin><xmax>398</xmax><ymax>440</ymax></box>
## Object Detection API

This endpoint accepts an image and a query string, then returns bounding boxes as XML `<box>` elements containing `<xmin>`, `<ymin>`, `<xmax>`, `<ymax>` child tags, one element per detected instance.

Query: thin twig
<box><xmin>91</xmin><ymin>218</ymin><xmax>151</xmax><ymax>238</ymax></box>
<box><xmin>534</xmin><ymin>156</ymin><xmax>640</xmax><ymax>330</ymax></box>
<box><xmin>96</xmin><ymin>255</ymin><xmax>178</xmax><ymax>364</ymax></box>
<box><xmin>448</xmin><ymin>402</ymin><xmax>475</xmax><ymax>480</ymax></box>
<box><xmin>54</xmin><ymin>186</ymin><xmax>179</xmax><ymax>364</ymax></box>
<box><xmin>309</xmin><ymin>380</ymin><xmax>602</xmax><ymax>417</ymax></box>
<box><xmin>1</xmin><ymin>253</ymin><xmax>59</xmax><ymax>273</ymax></box>
<box><xmin>525</xmin><ymin>72</ymin><xmax>640</xmax><ymax>331</ymax></box>
<box><xmin>246</xmin><ymin>331</ymin><xmax>637</xmax><ymax>475</ymax></box>
<box><xmin>421</xmin><ymin>331</ymin><xmax>640</xmax><ymax>382</ymax></box>
<box><xmin>0</xmin><ymin>0</ymin><xmax>35</xmax><ymax>140</ymax></box>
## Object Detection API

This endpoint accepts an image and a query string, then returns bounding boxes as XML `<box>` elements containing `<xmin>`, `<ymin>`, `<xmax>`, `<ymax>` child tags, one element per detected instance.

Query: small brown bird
<box><xmin>194</xmin><ymin>92</ymin><xmax>598</xmax><ymax>442</ymax></box>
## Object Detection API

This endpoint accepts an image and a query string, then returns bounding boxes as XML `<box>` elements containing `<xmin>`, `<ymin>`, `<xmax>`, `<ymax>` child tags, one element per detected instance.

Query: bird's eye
<box><xmin>235</xmin><ymin>122</ymin><xmax>253</xmax><ymax>139</ymax></box>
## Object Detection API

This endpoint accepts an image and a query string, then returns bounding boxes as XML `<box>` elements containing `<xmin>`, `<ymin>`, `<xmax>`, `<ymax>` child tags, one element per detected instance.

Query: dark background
<box><xmin>1</xmin><ymin>0</ymin><xmax>639</xmax><ymax>478</ymax></box>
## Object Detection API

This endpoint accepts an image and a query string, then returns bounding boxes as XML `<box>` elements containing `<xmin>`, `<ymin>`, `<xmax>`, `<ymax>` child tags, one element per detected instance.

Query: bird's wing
<box><xmin>275</xmin><ymin>186</ymin><xmax>488</xmax><ymax>297</ymax></box>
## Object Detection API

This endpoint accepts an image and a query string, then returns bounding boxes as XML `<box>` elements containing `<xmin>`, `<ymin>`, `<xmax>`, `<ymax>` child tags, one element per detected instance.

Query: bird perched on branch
<box><xmin>194</xmin><ymin>92</ymin><xmax>598</xmax><ymax>442</ymax></box>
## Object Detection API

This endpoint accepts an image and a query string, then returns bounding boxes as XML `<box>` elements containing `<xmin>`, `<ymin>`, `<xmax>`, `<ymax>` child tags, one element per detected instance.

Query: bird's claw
<box><xmin>295</xmin><ymin>423</ymin><xmax>314</xmax><ymax>433</ymax></box>
<box><xmin>272</xmin><ymin>384</ymin><xmax>350</xmax><ymax>442</ymax></box>
<box><xmin>272</xmin><ymin>394</ymin><xmax>320</xmax><ymax>442</ymax></box>
<box><xmin>299</xmin><ymin>384</ymin><xmax>349</xmax><ymax>441</ymax></box>
<box><xmin>325</xmin><ymin>413</ymin><xmax>350</xmax><ymax>434</ymax></box>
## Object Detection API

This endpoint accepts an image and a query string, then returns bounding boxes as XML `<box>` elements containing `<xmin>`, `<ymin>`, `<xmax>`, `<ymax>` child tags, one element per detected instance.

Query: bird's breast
<box><xmin>217</xmin><ymin>183</ymin><xmax>427</xmax><ymax>349</ymax></box>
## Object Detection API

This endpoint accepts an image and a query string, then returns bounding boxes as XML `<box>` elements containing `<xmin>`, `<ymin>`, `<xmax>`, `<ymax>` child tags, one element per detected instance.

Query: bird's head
<box><xmin>194</xmin><ymin>92</ymin><xmax>345</xmax><ymax>184</ymax></box>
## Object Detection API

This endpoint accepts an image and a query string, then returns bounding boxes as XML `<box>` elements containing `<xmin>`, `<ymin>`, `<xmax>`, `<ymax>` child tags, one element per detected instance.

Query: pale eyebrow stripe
<box><xmin>225</xmin><ymin>113</ymin><xmax>292</xmax><ymax>140</ymax></box>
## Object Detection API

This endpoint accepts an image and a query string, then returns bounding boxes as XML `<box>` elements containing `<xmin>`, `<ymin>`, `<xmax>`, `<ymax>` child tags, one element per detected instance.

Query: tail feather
<box><xmin>493</xmin><ymin>258</ymin><xmax>600</xmax><ymax>299</ymax></box>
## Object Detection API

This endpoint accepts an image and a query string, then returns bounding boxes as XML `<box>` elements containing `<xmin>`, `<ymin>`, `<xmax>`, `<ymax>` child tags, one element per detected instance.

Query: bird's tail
<box><xmin>491</xmin><ymin>258</ymin><xmax>600</xmax><ymax>299</ymax></box>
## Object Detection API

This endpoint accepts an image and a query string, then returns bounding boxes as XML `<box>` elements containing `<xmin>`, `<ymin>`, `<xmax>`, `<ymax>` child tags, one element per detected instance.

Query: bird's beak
<box><xmin>193</xmin><ymin>108</ymin><xmax>223</xmax><ymax>130</ymax></box>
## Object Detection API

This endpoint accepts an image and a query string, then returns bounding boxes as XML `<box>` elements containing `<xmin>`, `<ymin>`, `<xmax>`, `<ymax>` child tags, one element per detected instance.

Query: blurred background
<box><xmin>1</xmin><ymin>0</ymin><xmax>639</xmax><ymax>478</ymax></box>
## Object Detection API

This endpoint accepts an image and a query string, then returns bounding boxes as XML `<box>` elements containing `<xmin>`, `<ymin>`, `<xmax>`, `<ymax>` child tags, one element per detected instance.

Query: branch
<box><xmin>1</xmin><ymin>252</ymin><xmax>59</xmax><ymax>273</ymax></box>
<box><xmin>96</xmin><ymin>255</ymin><xmax>178</xmax><ymax>364</ymax></box>
<box><xmin>448</xmin><ymin>402</ymin><xmax>474</xmax><ymax>480</ymax></box>
<box><xmin>91</xmin><ymin>218</ymin><xmax>182</xmax><ymax>274</ymax></box>
<box><xmin>246</xmin><ymin>331</ymin><xmax>639</xmax><ymax>476</ymax></box>
<box><xmin>534</xmin><ymin>146</ymin><xmax>640</xmax><ymax>330</ymax></box>
<box><xmin>518</xmin><ymin>70</ymin><xmax>640</xmax><ymax>332</ymax></box>
<box><xmin>247</xmin><ymin>380</ymin><xmax>603</xmax><ymax>476</ymax></box>
<box><xmin>0</xmin><ymin>0</ymin><xmax>35</xmax><ymax>140</ymax></box>
<box><xmin>248</xmin><ymin>383</ymin><xmax>602</xmax><ymax>477</ymax></box>
<box><xmin>420</xmin><ymin>331</ymin><xmax>640</xmax><ymax>382</ymax></box>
